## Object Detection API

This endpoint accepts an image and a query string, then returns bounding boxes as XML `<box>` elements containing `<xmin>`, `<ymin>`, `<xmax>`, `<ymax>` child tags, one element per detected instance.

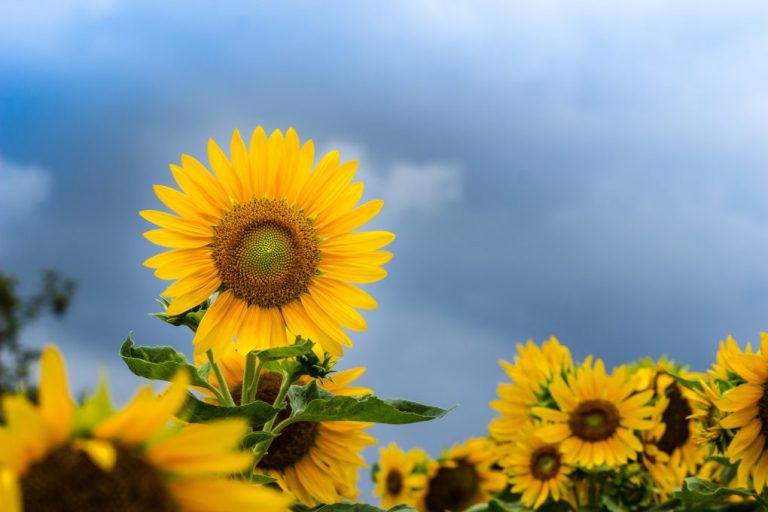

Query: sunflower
<box><xmin>716</xmin><ymin>333</ymin><xmax>768</xmax><ymax>491</ymax></box>
<box><xmin>374</xmin><ymin>443</ymin><xmax>429</xmax><ymax>508</ymax></box>
<box><xmin>142</xmin><ymin>127</ymin><xmax>394</xmax><ymax>360</ymax></box>
<box><xmin>635</xmin><ymin>364</ymin><xmax>706</xmax><ymax>494</ymax></box>
<box><xmin>210</xmin><ymin>345</ymin><xmax>376</xmax><ymax>506</ymax></box>
<box><xmin>489</xmin><ymin>337</ymin><xmax>573</xmax><ymax>436</ymax></box>
<box><xmin>0</xmin><ymin>345</ymin><xmax>291</xmax><ymax>512</ymax></box>
<box><xmin>500</xmin><ymin>424</ymin><xmax>573</xmax><ymax>510</ymax></box>
<box><xmin>419</xmin><ymin>438</ymin><xmax>506</xmax><ymax>512</ymax></box>
<box><xmin>534</xmin><ymin>358</ymin><xmax>656</xmax><ymax>469</ymax></box>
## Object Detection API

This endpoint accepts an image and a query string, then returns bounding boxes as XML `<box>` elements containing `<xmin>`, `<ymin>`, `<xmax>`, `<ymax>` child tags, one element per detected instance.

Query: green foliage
<box><xmin>674</xmin><ymin>477</ymin><xmax>767</xmax><ymax>510</ymax></box>
<box><xmin>180</xmin><ymin>392</ymin><xmax>278</xmax><ymax>425</ymax></box>
<box><xmin>152</xmin><ymin>297</ymin><xmax>210</xmax><ymax>332</ymax></box>
<box><xmin>284</xmin><ymin>381</ymin><xmax>450</xmax><ymax>424</ymax></box>
<box><xmin>119</xmin><ymin>336</ymin><xmax>212</xmax><ymax>388</ymax></box>
<box><xmin>314</xmin><ymin>504</ymin><xmax>416</xmax><ymax>512</ymax></box>
<box><xmin>0</xmin><ymin>269</ymin><xmax>76</xmax><ymax>394</ymax></box>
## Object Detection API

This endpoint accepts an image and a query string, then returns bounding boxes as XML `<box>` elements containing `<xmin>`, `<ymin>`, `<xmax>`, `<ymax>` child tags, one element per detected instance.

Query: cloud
<box><xmin>0</xmin><ymin>154</ymin><xmax>52</xmax><ymax>247</ymax></box>
<box><xmin>325</xmin><ymin>141</ymin><xmax>462</xmax><ymax>219</ymax></box>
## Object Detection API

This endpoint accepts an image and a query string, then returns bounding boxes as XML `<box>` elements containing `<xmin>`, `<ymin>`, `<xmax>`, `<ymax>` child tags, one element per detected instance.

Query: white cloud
<box><xmin>325</xmin><ymin>141</ymin><xmax>463</xmax><ymax>219</ymax></box>
<box><xmin>0</xmin><ymin>153</ymin><xmax>53</xmax><ymax>245</ymax></box>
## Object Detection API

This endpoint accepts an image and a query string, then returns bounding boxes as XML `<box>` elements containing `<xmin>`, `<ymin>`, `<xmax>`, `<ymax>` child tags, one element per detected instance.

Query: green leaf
<box><xmin>119</xmin><ymin>336</ymin><xmax>210</xmax><ymax>388</ymax></box>
<box><xmin>285</xmin><ymin>382</ymin><xmax>449</xmax><ymax>424</ymax></box>
<box><xmin>240</xmin><ymin>431</ymin><xmax>276</xmax><ymax>449</ymax></box>
<box><xmin>601</xmin><ymin>495</ymin><xmax>627</xmax><ymax>512</ymax></box>
<box><xmin>252</xmin><ymin>337</ymin><xmax>315</xmax><ymax>362</ymax></box>
<box><xmin>180</xmin><ymin>393</ymin><xmax>279</xmax><ymax>425</ymax></box>
<box><xmin>72</xmin><ymin>373</ymin><xmax>114</xmax><ymax>435</ymax></box>
<box><xmin>250</xmin><ymin>473</ymin><xmax>278</xmax><ymax>485</ymax></box>
<box><xmin>674</xmin><ymin>477</ymin><xmax>768</xmax><ymax>509</ymax></box>
<box><xmin>669</xmin><ymin>372</ymin><xmax>704</xmax><ymax>393</ymax></box>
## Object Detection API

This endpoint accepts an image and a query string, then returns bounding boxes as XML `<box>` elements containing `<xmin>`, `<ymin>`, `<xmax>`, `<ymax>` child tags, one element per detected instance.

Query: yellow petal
<box><xmin>39</xmin><ymin>345</ymin><xmax>75</xmax><ymax>444</ymax></box>
<box><xmin>0</xmin><ymin>468</ymin><xmax>21</xmax><ymax>512</ymax></box>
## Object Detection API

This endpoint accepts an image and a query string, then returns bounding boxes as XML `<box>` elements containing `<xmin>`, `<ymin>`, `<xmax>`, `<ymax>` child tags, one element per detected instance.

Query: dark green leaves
<box><xmin>179</xmin><ymin>393</ymin><xmax>279</xmax><ymax>425</ymax></box>
<box><xmin>285</xmin><ymin>381</ymin><xmax>449</xmax><ymax>424</ymax></box>
<box><xmin>315</xmin><ymin>504</ymin><xmax>416</xmax><ymax>512</ymax></box>
<box><xmin>675</xmin><ymin>477</ymin><xmax>768</xmax><ymax>510</ymax></box>
<box><xmin>252</xmin><ymin>337</ymin><xmax>315</xmax><ymax>362</ymax></box>
<box><xmin>120</xmin><ymin>336</ymin><xmax>211</xmax><ymax>388</ymax></box>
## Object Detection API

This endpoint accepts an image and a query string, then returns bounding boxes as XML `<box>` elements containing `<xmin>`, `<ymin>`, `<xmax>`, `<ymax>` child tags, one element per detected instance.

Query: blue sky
<box><xmin>3</xmin><ymin>0</ymin><xmax>768</xmax><ymax>496</ymax></box>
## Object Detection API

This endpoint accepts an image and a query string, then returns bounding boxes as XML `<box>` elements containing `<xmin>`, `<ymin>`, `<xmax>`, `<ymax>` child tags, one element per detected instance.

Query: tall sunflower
<box><xmin>419</xmin><ymin>438</ymin><xmax>506</xmax><ymax>512</ymax></box>
<box><xmin>533</xmin><ymin>358</ymin><xmax>656</xmax><ymax>469</ymax></box>
<box><xmin>0</xmin><ymin>345</ymin><xmax>291</xmax><ymax>512</ymax></box>
<box><xmin>490</xmin><ymin>337</ymin><xmax>573</xmax><ymax>435</ymax></box>
<box><xmin>716</xmin><ymin>333</ymin><xmax>768</xmax><ymax>491</ymax></box>
<box><xmin>373</xmin><ymin>443</ymin><xmax>428</xmax><ymax>509</ymax></box>
<box><xmin>211</xmin><ymin>345</ymin><xmax>376</xmax><ymax>506</ymax></box>
<box><xmin>142</xmin><ymin>127</ymin><xmax>394</xmax><ymax>359</ymax></box>
<box><xmin>500</xmin><ymin>424</ymin><xmax>573</xmax><ymax>510</ymax></box>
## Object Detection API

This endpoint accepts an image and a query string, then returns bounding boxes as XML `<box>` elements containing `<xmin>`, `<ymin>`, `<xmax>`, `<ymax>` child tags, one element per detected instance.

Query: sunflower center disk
<box><xmin>424</xmin><ymin>459</ymin><xmax>479</xmax><ymax>512</ymax></box>
<box><xmin>657</xmin><ymin>383</ymin><xmax>693</xmax><ymax>454</ymax></box>
<box><xmin>256</xmin><ymin>372</ymin><xmax>319</xmax><ymax>470</ymax></box>
<box><xmin>531</xmin><ymin>447</ymin><xmax>561</xmax><ymax>480</ymax></box>
<box><xmin>386</xmin><ymin>469</ymin><xmax>404</xmax><ymax>496</ymax></box>
<box><xmin>212</xmin><ymin>198</ymin><xmax>320</xmax><ymax>309</ymax></box>
<box><xmin>569</xmin><ymin>399</ymin><xmax>620</xmax><ymax>442</ymax></box>
<box><xmin>21</xmin><ymin>444</ymin><xmax>178</xmax><ymax>512</ymax></box>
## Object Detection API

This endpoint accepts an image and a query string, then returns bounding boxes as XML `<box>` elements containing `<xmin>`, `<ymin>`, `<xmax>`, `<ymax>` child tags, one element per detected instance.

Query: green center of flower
<box><xmin>21</xmin><ymin>444</ymin><xmax>178</xmax><ymax>512</ymax></box>
<box><xmin>569</xmin><ymin>399</ymin><xmax>620</xmax><ymax>442</ymax></box>
<box><xmin>530</xmin><ymin>446</ymin><xmax>561</xmax><ymax>481</ymax></box>
<box><xmin>255</xmin><ymin>372</ymin><xmax>319</xmax><ymax>471</ymax></box>
<box><xmin>386</xmin><ymin>469</ymin><xmax>404</xmax><ymax>496</ymax></box>
<box><xmin>212</xmin><ymin>198</ymin><xmax>320</xmax><ymax>309</ymax></box>
<box><xmin>424</xmin><ymin>459</ymin><xmax>479</xmax><ymax>512</ymax></box>
<box><xmin>657</xmin><ymin>382</ymin><xmax>693</xmax><ymax>455</ymax></box>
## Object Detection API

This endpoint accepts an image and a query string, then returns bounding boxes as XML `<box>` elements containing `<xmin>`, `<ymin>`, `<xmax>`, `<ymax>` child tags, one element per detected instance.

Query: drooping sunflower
<box><xmin>489</xmin><ymin>337</ymin><xmax>573</xmax><ymax>436</ymax></box>
<box><xmin>374</xmin><ymin>443</ymin><xmax>429</xmax><ymax>509</ymax></box>
<box><xmin>500</xmin><ymin>424</ymin><xmax>573</xmax><ymax>510</ymax></box>
<box><xmin>419</xmin><ymin>438</ymin><xmax>506</xmax><ymax>512</ymax></box>
<box><xmin>716</xmin><ymin>333</ymin><xmax>768</xmax><ymax>491</ymax></box>
<box><xmin>534</xmin><ymin>358</ymin><xmax>656</xmax><ymax>469</ymax></box>
<box><xmin>211</xmin><ymin>345</ymin><xmax>376</xmax><ymax>506</ymax></box>
<box><xmin>0</xmin><ymin>345</ymin><xmax>291</xmax><ymax>512</ymax></box>
<box><xmin>142</xmin><ymin>127</ymin><xmax>394</xmax><ymax>359</ymax></box>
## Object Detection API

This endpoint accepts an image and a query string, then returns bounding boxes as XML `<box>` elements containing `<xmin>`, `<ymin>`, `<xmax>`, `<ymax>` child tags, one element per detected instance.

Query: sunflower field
<box><xmin>2</xmin><ymin>126</ymin><xmax>767</xmax><ymax>512</ymax></box>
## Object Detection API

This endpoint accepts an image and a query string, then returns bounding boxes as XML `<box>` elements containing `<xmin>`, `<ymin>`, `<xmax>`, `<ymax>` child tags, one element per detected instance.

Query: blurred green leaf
<box><xmin>180</xmin><ymin>392</ymin><xmax>278</xmax><ymax>425</ymax></box>
<box><xmin>120</xmin><ymin>336</ymin><xmax>210</xmax><ymax>388</ymax></box>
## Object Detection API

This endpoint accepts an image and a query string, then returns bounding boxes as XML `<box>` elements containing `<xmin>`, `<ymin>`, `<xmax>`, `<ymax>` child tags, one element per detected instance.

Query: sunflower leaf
<box><xmin>674</xmin><ymin>477</ymin><xmax>768</xmax><ymax>508</ymax></box>
<box><xmin>240</xmin><ymin>431</ymin><xmax>276</xmax><ymax>449</ymax></box>
<box><xmin>119</xmin><ymin>336</ymin><xmax>211</xmax><ymax>388</ymax></box>
<box><xmin>315</xmin><ymin>505</ymin><xmax>417</xmax><ymax>512</ymax></box>
<box><xmin>179</xmin><ymin>392</ymin><xmax>279</xmax><ymax>425</ymax></box>
<box><xmin>251</xmin><ymin>336</ymin><xmax>315</xmax><ymax>362</ymax></box>
<box><xmin>285</xmin><ymin>381</ymin><xmax>449</xmax><ymax>424</ymax></box>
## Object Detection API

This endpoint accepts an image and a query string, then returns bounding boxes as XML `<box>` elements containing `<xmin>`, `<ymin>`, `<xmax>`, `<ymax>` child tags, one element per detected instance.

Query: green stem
<box><xmin>241</xmin><ymin>352</ymin><xmax>258</xmax><ymax>406</ymax></box>
<box><xmin>248</xmin><ymin>371</ymin><xmax>293</xmax><ymax>481</ymax></box>
<box><xmin>206</xmin><ymin>349</ymin><xmax>235</xmax><ymax>407</ymax></box>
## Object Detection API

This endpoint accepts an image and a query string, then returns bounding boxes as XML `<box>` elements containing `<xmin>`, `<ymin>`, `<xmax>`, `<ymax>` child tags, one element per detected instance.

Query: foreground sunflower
<box><xmin>211</xmin><ymin>345</ymin><xmax>376</xmax><ymax>505</ymax></box>
<box><xmin>0</xmin><ymin>345</ymin><xmax>291</xmax><ymax>512</ymax></box>
<box><xmin>419</xmin><ymin>438</ymin><xmax>506</xmax><ymax>512</ymax></box>
<box><xmin>717</xmin><ymin>333</ymin><xmax>768</xmax><ymax>490</ymax></box>
<box><xmin>501</xmin><ymin>424</ymin><xmax>573</xmax><ymax>510</ymax></box>
<box><xmin>374</xmin><ymin>443</ymin><xmax>429</xmax><ymax>509</ymax></box>
<box><xmin>143</xmin><ymin>127</ymin><xmax>394</xmax><ymax>359</ymax></box>
<box><xmin>534</xmin><ymin>358</ymin><xmax>655</xmax><ymax>469</ymax></box>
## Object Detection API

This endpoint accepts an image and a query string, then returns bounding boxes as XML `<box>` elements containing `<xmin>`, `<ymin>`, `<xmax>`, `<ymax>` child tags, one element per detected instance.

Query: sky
<box><xmin>3</xmin><ymin>0</ymin><xmax>768</xmax><ymax>497</ymax></box>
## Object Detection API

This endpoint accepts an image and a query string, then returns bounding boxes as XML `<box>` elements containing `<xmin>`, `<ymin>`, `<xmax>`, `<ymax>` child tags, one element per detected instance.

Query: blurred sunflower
<box><xmin>0</xmin><ymin>345</ymin><xmax>291</xmax><ymax>512</ymax></box>
<box><xmin>716</xmin><ymin>333</ymin><xmax>768</xmax><ymax>490</ymax></box>
<box><xmin>534</xmin><ymin>358</ymin><xmax>655</xmax><ymax>469</ymax></box>
<box><xmin>212</xmin><ymin>346</ymin><xmax>376</xmax><ymax>506</ymax></box>
<box><xmin>373</xmin><ymin>443</ymin><xmax>428</xmax><ymax>509</ymax></box>
<box><xmin>142</xmin><ymin>127</ymin><xmax>393</xmax><ymax>359</ymax></box>
<box><xmin>490</xmin><ymin>337</ymin><xmax>573</xmax><ymax>436</ymax></box>
<box><xmin>419</xmin><ymin>438</ymin><xmax>506</xmax><ymax>512</ymax></box>
<box><xmin>501</xmin><ymin>424</ymin><xmax>572</xmax><ymax>510</ymax></box>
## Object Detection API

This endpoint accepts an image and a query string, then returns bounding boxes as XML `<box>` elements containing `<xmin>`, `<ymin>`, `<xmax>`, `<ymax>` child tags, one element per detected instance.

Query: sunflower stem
<box><xmin>241</xmin><ymin>351</ymin><xmax>259</xmax><ymax>406</ymax></box>
<box><xmin>248</xmin><ymin>370</ymin><xmax>294</xmax><ymax>481</ymax></box>
<box><xmin>207</xmin><ymin>349</ymin><xmax>235</xmax><ymax>407</ymax></box>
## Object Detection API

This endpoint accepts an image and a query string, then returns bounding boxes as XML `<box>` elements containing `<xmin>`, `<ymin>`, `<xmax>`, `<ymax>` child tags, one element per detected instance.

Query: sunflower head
<box><xmin>143</xmin><ymin>127</ymin><xmax>394</xmax><ymax>360</ymax></box>
<box><xmin>374</xmin><ymin>443</ymin><xmax>429</xmax><ymax>509</ymax></box>
<box><xmin>0</xmin><ymin>345</ymin><xmax>291</xmax><ymax>512</ymax></box>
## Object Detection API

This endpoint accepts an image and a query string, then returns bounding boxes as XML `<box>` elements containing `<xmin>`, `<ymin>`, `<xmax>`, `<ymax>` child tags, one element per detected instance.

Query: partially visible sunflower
<box><xmin>374</xmin><ymin>443</ymin><xmax>429</xmax><ymax>509</ymax></box>
<box><xmin>534</xmin><ymin>358</ymin><xmax>656</xmax><ymax>469</ymax></box>
<box><xmin>716</xmin><ymin>333</ymin><xmax>768</xmax><ymax>491</ymax></box>
<box><xmin>489</xmin><ymin>337</ymin><xmax>573</xmax><ymax>436</ymax></box>
<box><xmin>142</xmin><ymin>127</ymin><xmax>393</xmax><ymax>360</ymax></box>
<box><xmin>211</xmin><ymin>345</ymin><xmax>376</xmax><ymax>506</ymax></box>
<box><xmin>0</xmin><ymin>345</ymin><xmax>291</xmax><ymax>512</ymax></box>
<box><xmin>500</xmin><ymin>424</ymin><xmax>573</xmax><ymax>510</ymax></box>
<box><xmin>419</xmin><ymin>438</ymin><xmax>506</xmax><ymax>512</ymax></box>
